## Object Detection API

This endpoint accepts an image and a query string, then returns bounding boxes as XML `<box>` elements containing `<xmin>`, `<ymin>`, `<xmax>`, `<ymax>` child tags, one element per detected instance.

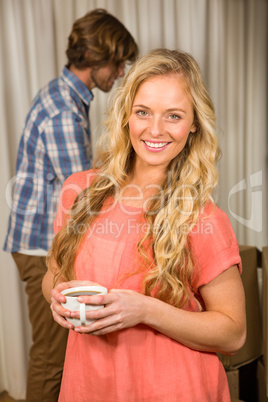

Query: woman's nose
<box><xmin>149</xmin><ymin>117</ymin><xmax>164</xmax><ymax>136</ymax></box>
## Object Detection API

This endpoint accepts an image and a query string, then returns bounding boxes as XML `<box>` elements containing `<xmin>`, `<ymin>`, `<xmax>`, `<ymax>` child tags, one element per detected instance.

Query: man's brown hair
<box><xmin>66</xmin><ymin>8</ymin><xmax>138</xmax><ymax>69</ymax></box>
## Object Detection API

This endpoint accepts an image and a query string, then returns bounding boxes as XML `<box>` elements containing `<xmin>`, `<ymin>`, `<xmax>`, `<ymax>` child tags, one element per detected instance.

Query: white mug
<box><xmin>61</xmin><ymin>285</ymin><xmax>107</xmax><ymax>327</ymax></box>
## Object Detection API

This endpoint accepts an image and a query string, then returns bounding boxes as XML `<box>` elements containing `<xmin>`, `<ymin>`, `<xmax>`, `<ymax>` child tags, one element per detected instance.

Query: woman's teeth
<box><xmin>144</xmin><ymin>141</ymin><xmax>169</xmax><ymax>148</ymax></box>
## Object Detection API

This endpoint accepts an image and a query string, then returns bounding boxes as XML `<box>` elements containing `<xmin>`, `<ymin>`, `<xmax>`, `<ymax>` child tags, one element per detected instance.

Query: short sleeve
<box><xmin>189</xmin><ymin>203</ymin><xmax>242</xmax><ymax>292</ymax></box>
<box><xmin>53</xmin><ymin>169</ymin><xmax>96</xmax><ymax>234</ymax></box>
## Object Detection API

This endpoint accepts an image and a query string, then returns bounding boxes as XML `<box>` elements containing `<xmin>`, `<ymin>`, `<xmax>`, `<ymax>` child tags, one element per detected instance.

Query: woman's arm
<box><xmin>42</xmin><ymin>258</ymin><xmax>67</xmax><ymax>303</ymax></box>
<box><xmin>143</xmin><ymin>265</ymin><xmax>246</xmax><ymax>354</ymax></box>
<box><xmin>42</xmin><ymin>268</ymin><xmax>57</xmax><ymax>304</ymax></box>
<box><xmin>71</xmin><ymin>265</ymin><xmax>246</xmax><ymax>355</ymax></box>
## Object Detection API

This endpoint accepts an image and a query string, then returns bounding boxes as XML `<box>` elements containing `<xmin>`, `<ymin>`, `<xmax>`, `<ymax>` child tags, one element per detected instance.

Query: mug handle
<box><xmin>80</xmin><ymin>303</ymin><xmax>86</xmax><ymax>326</ymax></box>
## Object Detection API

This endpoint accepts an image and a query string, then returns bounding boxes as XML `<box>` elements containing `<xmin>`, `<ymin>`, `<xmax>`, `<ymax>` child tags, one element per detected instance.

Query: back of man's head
<box><xmin>66</xmin><ymin>8</ymin><xmax>139</xmax><ymax>69</ymax></box>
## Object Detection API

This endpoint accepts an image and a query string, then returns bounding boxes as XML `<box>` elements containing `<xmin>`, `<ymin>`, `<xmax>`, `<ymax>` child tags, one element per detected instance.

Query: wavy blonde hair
<box><xmin>48</xmin><ymin>48</ymin><xmax>221</xmax><ymax>307</ymax></box>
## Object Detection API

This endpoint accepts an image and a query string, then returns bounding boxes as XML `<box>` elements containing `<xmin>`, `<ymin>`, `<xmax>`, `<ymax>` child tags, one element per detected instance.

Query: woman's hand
<box><xmin>50</xmin><ymin>280</ymin><xmax>101</xmax><ymax>330</ymax></box>
<box><xmin>72</xmin><ymin>289</ymin><xmax>148</xmax><ymax>335</ymax></box>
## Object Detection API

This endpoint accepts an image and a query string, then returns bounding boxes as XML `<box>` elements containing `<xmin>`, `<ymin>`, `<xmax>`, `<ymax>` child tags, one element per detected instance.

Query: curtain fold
<box><xmin>0</xmin><ymin>0</ymin><xmax>267</xmax><ymax>398</ymax></box>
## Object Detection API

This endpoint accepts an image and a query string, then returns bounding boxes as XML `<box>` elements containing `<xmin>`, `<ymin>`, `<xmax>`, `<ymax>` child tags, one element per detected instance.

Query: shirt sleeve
<box><xmin>189</xmin><ymin>203</ymin><xmax>242</xmax><ymax>292</ymax></box>
<box><xmin>43</xmin><ymin>111</ymin><xmax>92</xmax><ymax>182</ymax></box>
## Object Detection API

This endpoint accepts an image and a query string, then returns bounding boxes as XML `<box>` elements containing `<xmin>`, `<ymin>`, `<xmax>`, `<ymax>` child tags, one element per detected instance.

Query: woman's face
<box><xmin>128</xmin><ymin>74</ymin><xmax>196</xmax><ymax>172</ymax></box>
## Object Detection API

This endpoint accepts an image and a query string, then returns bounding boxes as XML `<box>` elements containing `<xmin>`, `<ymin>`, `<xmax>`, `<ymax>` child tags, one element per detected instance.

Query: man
<box><xmin>3</xmin><ymin>8</ymin><xmax>138</xmax><ymax>402</ymax></box>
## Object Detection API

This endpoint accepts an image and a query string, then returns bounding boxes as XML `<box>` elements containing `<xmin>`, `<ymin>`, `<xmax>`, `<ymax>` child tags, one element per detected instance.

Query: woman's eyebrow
<box><xmin>132</xmin><ymin>104</ymin><xmax>187</xmax><ymax>114</ymax></box>
<box><xmin>166</xmin><ymin>107</ymin><xmax>186</xmax><ymax>114</ymax></box>
<box><xmin>132</xmin><ymin>104</ymin><xmax>149</xmax><ymax>108</ymax></box>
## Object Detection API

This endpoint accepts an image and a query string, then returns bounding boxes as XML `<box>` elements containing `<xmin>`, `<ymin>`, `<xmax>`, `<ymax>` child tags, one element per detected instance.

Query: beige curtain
<box><xmin>0</xmin><ymin>0</ymin><xmax>267</xmax><ymax>398</ymax></box>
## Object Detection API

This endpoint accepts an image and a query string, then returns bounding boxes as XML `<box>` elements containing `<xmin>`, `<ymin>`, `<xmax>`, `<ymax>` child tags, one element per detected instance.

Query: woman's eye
<box><xmin>169</xmin><ymin>114</ymin><xmax>180</xmax><ymax>120</ymax></box>
<box><xmin>137</xmin><ymin>110</ymin><xmax>148</xmax><ymax>117</ymax></box>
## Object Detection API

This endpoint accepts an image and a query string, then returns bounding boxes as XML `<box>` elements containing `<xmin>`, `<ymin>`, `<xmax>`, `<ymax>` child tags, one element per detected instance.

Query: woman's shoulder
<box><xmin>54</xmin><ymin>169</ymin><xmax>98</xmax><ymax>233</ymax></box>
<box><xmin>189</xmin><ymin>201</ymin><xmax>238</xmax><ymax>252</ymax></box>
<box><xmin>197</xmin><ymin>201</ymin><xmax>231</xmax><ymax>226</ymax></box>
<box><xmin>58</xmin><ymin>169</ymin><xmax>98</xmax><ymax>213</ymax></box>
<box><xmin>63</xmin><ymin>168</ymin><xmax>98</xmax><ymax>191</ymax></box>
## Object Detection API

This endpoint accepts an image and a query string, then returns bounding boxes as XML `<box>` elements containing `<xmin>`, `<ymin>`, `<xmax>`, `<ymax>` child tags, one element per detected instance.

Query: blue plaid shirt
<box><xmin>4</xmin><ymin>66</ymin><xmax>93</xmax><ymax>252</ymax></box>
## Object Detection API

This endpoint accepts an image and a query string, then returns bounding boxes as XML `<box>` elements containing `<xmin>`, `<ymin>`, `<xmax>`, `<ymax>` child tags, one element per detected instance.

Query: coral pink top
<box><xmin>55</xmin><ymin>170</ymin><xmax>241</xmax><ymax>402</ymax></box>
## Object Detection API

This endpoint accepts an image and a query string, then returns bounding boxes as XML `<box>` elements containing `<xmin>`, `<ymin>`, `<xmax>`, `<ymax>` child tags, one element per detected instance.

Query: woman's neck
<box><xmin>119</xmin><ymin>165</ymin><xmax>167</xmax><ymax>208</ymax></box>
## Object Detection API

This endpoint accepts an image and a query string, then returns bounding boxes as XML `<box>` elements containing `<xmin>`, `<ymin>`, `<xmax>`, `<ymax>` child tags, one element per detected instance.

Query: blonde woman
<box><xmin>43</xmin><ymin>49</ymin><xmax>246</xmax><ymax>402</ymax></box>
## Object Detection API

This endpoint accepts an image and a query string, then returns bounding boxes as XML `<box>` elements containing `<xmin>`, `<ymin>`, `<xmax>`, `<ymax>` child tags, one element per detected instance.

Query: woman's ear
<box><xmin>190</xmin><ymin>122</ymin><xmax>197</xmax><ymax>134</ymax></box>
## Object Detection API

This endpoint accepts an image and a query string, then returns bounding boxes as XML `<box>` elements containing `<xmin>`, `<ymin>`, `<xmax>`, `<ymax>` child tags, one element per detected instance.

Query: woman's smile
<box><xmin>143</xmin><ymin>140</ymin><xmax>171</xmax><ymax>151</ymax></box>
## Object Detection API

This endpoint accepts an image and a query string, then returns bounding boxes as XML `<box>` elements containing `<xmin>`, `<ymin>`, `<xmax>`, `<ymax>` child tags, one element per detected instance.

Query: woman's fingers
<box><xmin>50</xmin><ymin>297</ymin><xmax>74</xmax><ymax>329</ymax></box>
<box><xmin>73</xmin><ymin>290</ymin><xmax>147</xmax><ymax>335</ymax></box>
